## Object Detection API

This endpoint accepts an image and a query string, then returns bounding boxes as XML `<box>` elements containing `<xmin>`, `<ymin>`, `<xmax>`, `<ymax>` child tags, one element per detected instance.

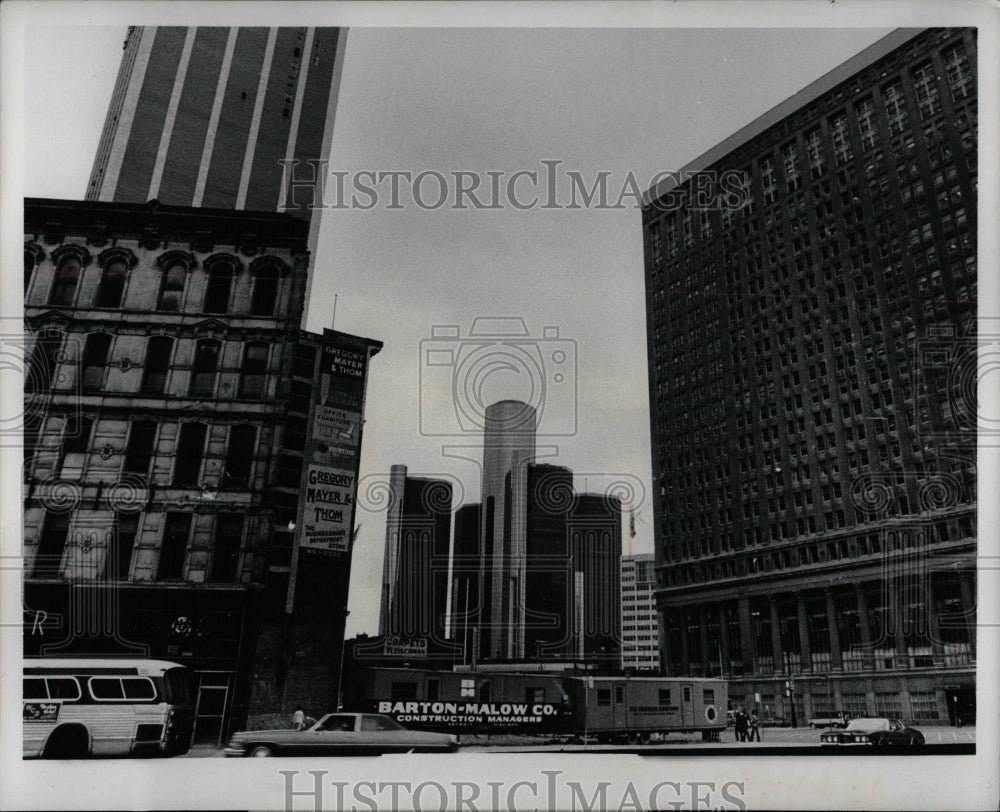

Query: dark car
<box><xmin>820</xmin><ymin>717</ymin><xmax>924</xmax><ymax>748</ymax></box>
<box><xmin>224</xmin><ymin>712</ymin><xmax>459</xmax><ymax>757</ymax></box>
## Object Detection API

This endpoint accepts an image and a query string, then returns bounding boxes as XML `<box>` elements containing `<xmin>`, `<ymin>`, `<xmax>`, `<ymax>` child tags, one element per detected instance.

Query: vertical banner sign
<box><xmin>300</xmin><ymin>332</ymin><xmax>373</xmax><ymax>554</ymax></box>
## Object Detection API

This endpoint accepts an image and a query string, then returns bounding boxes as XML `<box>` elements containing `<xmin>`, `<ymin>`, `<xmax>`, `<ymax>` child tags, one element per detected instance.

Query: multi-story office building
<box><xmin>568</xmin><ymin>493</ymin><xmax>623</xmax><ymax>666</ymax></box>
<box><xmin>479</xmin><ymin>400</ymin><xmax>536</xmax><ymax>661</ymax></box>
<box><xmin>621</xmin><ymin>554</ymin><xmax>660</xmax><ymax>671</ymax></box>
<box><xmin>449</xmin><ymin>502</ymin><xmax>481</xmax><ymax>659</ymax></box>
<box><xmin>375</xmin><ymin>464</ymin><xmax>453</xmax><ymax>658</ymax></box>
<box><xmin>86</xmin><ymin>25</ymin><xmax>346</xmax><ymax>304</ymax></box>
<box><xmin>642</xmin><ymin>28</ymin><xmax>976</xmax><ymax>723</ymax></box>
<box><xmin>22</xmin><ymin>197</ymin><xmax>381</xmax><ymax>743</ymax></box>
<box><xmin>87</xmin><ymin>26</ymin><xmax>345</xmax><ymax>214</ymax></box>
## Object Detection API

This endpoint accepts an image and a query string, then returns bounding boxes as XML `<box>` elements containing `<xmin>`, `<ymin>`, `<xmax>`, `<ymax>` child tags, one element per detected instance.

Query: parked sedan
<box><xmin>224</xmin><ymin>713</ymin><xmax>459</xmax><ymax>757</ymax></box>
<box><xmin>820</xmin><ymin>717</ymin><xmax>924</xmax><ymax>747</ymax></box>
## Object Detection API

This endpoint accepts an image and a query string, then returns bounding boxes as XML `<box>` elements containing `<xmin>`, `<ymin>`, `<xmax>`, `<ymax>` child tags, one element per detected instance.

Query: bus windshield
<box><xmin>163</xmin><ymin>667</ymin><xmax>192</xmax><ymax>705</ymax></box>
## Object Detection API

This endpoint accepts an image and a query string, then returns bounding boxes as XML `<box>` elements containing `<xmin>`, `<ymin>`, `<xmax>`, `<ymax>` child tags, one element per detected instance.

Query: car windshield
<box><xmin>845</xmin><ymin>718</ymin><xmax>889</xmax><ymax>731</ymax></box>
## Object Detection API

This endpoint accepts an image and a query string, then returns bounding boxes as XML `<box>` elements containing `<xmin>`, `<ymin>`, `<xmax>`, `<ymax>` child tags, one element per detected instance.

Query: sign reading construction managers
<box><xmin>299</xmin><ymin>331</ymin><xmax>380</xmax><ymax>555</ymax></box>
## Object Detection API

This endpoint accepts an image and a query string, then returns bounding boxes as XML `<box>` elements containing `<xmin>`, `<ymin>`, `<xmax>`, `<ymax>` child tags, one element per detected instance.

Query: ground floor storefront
<box><xmin>726</xmin><ymin>668</ymin><xmax>975</xmax><ymax>726</ymax></box>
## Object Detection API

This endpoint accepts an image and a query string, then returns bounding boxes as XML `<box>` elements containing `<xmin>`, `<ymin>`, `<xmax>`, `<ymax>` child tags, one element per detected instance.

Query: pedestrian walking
<box><xmin>749</xmin><ymin>710</ymin><xmax>761</xmax><ymax>742</ymax></box>
<box><xmin>735</xmin><ymin>708</ymin><xmax>748</xmax><ymax>742</ymax></box>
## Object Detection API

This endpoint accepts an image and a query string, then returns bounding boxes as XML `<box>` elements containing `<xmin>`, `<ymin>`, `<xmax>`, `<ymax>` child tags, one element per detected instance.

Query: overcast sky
<box><xmin>23</xmin><ymin>24</ymin><xmax>895</xmax><ymax>637</ymax></box>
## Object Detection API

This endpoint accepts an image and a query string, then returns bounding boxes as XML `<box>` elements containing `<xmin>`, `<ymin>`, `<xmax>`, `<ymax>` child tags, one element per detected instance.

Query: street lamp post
<box><xmin>779</xmin><ymin>620</ymin><xmax>798</xmax><ymax>729</ymax></box>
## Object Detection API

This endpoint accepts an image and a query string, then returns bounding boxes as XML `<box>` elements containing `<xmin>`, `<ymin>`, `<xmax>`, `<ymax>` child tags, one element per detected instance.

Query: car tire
<box><xmin>908</xmin><ymin>735</ymin><xmax>921</xmax><ymax>747</ymax></box>
<box><xmin>249</xmin><ymin>745</ymin><xmax>275</xmax><ymax>757</ymax></box>
<box><xmin>809</xmin><ymin>723</ymin><xmax>817</xmax><ymax>729</ymax></box>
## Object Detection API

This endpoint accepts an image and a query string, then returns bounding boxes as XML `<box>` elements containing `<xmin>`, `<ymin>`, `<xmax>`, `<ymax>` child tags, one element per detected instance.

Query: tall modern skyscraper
<box><xmin>85</xmin><ymin>26</ymin><xmax>346</xmax><ymax>304</ymax></box>
<box><xmin>377</xmin><ymin>465</ymin><xmax>453</xmax><ymax>657</ymax></box>
<box><xmin>642</xmin><ymin>28</ymin><xmax>976</xmax><ymax>724</ymax></box>
<box><xmin>87</xmin><ymin>26</ymin><xmax>346</xmax><ymax>213</ymax></box>
<box><xmin>479</xmin><ymin>400</ymin><xmax>536</xmax><ymax>660</ymax></box>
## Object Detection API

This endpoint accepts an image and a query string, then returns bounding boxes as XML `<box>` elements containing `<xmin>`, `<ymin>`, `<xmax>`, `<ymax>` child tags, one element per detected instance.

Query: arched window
<box><xmin>189</xmin><ymin>339</ymin><xmax>221</xmax><ymax>397</ymax></box>
<box><xmin>123</xmin><ymin>420</ymin><xmax>157</xmax><ymax>475</ymax></box>
<box><xmin>81</xmin><ymin>333</ymin><xmax>112</xmax><ymax>393</ymax></box>
<box><xmin>24</xmin><ymin>245</ymin><xmax>42</xmax><ymax>295</ymax></box>
<box><xmin>49</xmin><ymin>255</ymin><xmax>81</xmax><ymax>307</ymax></box>
<box><xmin>95</xmin><ymin>257</ymin><xmax>128</xmax><ymax>308</ymax></box>
<box><xmin>157</xmin><ymin>261</ymin><xmax>187</xmax><ymax>311</ymax></box>
<box><xmin>142</xmin><ymin>336</ymin><xmax>174</xmax><ymax>394</ymax></box>
<box><xmin>203</xmin><ymin>256</ymin><xmax>237</xmax><ymax>314</ymax></box>
<box><xmin>238</xmin><ymin>342</ymin><xmax>268</xmax><ymax>398</ymax></box>
<box><xmin>223</xmin><ymin>424</ymin><xmax>257</xmax><ymax>486</ymax></box>
<box><xmin>173</xmin><ymin>422</ymin><xmax>208</xmax><ymax>485</ymax></box>
<box><xmin>250</xmin><ymin>262</ymin><xmax>280</xmax><ymax>316</ymax></box>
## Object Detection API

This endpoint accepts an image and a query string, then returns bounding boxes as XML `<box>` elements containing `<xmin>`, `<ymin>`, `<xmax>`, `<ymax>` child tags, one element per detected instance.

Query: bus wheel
<box><xmin>638</xmin><ymin>733</ymin><xmax>650</xmax><ymax>745</ymax></box>
<box><xmin>249</xmin><ymin>745</ymin><xmax>275</xmax><ymax>757</ymax></box>
<box><xmin>627</xmin><ymin>732</ymin><xmax>639</xmax><ymax>745</ymax></box>
<box><xmin>43</xmin><ymin>725</ymin><xmax>89</xmax><ymax>759</ymax></box>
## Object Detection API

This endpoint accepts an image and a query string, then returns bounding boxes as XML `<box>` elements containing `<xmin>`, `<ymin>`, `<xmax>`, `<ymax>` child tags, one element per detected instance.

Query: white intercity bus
<box><xmin>22</xmin><ymin>658</ymin><xmax>194</xmax><ymax>758</ymax></box>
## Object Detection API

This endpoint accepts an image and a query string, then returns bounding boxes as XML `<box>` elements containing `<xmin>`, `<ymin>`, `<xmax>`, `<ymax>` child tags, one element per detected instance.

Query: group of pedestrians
<box><xmin>733</xmin><ymin>707</ymin><xmax>761</xmax><ymax>742</ymax></box>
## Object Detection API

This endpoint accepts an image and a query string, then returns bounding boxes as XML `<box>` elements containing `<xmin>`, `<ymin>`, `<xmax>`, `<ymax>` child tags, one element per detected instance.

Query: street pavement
<box><xmin>183</xmin><ymin>725</ymin><xmax>975</xmax><ymax>757</ymax></box>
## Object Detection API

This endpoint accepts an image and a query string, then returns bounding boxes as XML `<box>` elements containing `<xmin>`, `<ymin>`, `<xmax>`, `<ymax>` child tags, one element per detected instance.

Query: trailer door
<box><xmin>680</xmin><ymin>684</ymin><xmax>695</xmax><ymax>727</ymax></box>
<box><xmin>612</xmin><ymin>683</ymin><xmax>628</xmax><ymax>731</ymax></box>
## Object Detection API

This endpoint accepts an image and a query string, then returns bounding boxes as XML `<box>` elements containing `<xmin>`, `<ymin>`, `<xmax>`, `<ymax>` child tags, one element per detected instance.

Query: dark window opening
<box><xmin>189</xmin><ymin>339</ymin><xmax>221</xmax><ymax>397</ymax></box>
<box><xmin>95</xmin><ymin>259</ymin><xmax>127</xmax><ymax>308</ymax></box>
<box><xmin>203</xmin><ymin>260</ymin><xmax>234</xmax><ymax>314</ymax></box>
<box><xmin>238</xmin><ymin>342</ymin><xmax>268</xmax><ymax>398</ymax></box>
<box><xmin>157</xmin><ymin>262</ymin><xmax>187</xmax><ymax>312</ymax></box>
<box><xmin>49</xmin><ymin>256</ymin><xmax>81</xmax><ymax>307</ymax></box>
<box><xmin>142</xmin><ymin>336</ymin><xmax>173</xmax><ymax>394</ymax></box>
<box><xmin>104</xmin><ymin>513</ymin><xmax>140</xmax><ymax>580</ymax></box>
<box><xmin>157</xmin><ymin>513</ymin><xmax>192</xmax><ymax>580</ymax></box>
<box><xmin>223</xmin><ymin>424</ymin><xmax>257</xmax><ymax>487</ymax></box>
<box><xmin>81</xmin><ymin>333</ymin><xmax>112</xmax><ymax>393</ymax></box>
<box><xmin>173</xmin><ymin>422</ymin><xmax>207</xmax><ymax>486</ymax></box>
<box><xmin>210</xmin><ymin>514</ymin><xmax>244</xmax><ymax>582</ymax></box>
<box><xmin>123</xmin><ymin>420</ymin><xmax>157</xmax><ymax>475</ymax></box>
<box><xmin>250</xmin><ymin>266</ymin><xmax>279</xmax><ymax>316</ymax></box>
<box><xmin>32</xmin><ymin>512</ymin><xmax>70</xmax><ymax>578</ymax></box>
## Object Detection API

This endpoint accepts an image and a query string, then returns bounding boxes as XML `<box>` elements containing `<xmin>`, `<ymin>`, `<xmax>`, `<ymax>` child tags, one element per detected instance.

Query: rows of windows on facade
<box><xmin>22</xmin><ymin>201</ymin><xmax>313</xmax><ymax>588</ymax></box>
<box><xmin>642</xmin><ymin>27</ymin><xmax>976</xmax><ymax>700</ymax></box>
<box><xmin>647</xmin><ymin>30</ymin><xmax>975</xmax><ymax>570</ymax></box>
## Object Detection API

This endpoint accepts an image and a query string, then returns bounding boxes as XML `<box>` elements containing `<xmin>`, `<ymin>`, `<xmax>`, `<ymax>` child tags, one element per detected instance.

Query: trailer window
<box><xmin>703</xmin><ymin>689</ymin><xmax>715</xmax><ymax>704</ymax></box>
<box><xmin>526</xmin><ymin>688</ymin><xmax>545</xmax><ymax>704</ymax></box>
<box><xmin>658</xmin><ymin>689</ymin><xmax>671</xmax><ymax>707</ymax></box>
<box><xmin>597</xmin><ymin>688</ymin><xmax>611</xmax><ymax>707</ymax></box>
<box><xmin>683</xmin><ymin>686</ymin><xmax>691</xmax><ymax>702</ymax></box>
<box><xmin>614</xmin><ymin>686</ymin><xmax>625</xmax><ymax>704</ymax></box>
<box><xmin>478</xmin><ymin>680</ymin><xmax>491</xmax><ymax>702</ymax></box>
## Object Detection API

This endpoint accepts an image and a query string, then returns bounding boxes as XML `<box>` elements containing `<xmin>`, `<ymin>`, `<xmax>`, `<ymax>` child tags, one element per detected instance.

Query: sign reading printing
<box><xmin>302</xmin><ymin>465</ymin><xmax>355</xmax><ymax>551</ymax></box>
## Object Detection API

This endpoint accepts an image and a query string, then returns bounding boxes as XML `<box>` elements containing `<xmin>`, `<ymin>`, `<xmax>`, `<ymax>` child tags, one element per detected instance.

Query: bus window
<box><xmin>47</xmin><ymin>678</ymin><xmax>81</xmax><ymax>700</ymax></box>
<box><xmin>123</xmin><ymin>678</ymin><xmax>156</xmax><ymax>701</ymax></box>
<box><xmin>164</xmin><ymin>667</ymin><xmax>192</xmax><ymax>705</ymax></box>
<box><xmin>89</xmin><ymin>677</ymin><xmax>126</xmax><ymax>701</ymax></box>
<box><xmin>24</xmin><ymin>679</ymin><xmax>47</xmax><ymax>699</ymax></box>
